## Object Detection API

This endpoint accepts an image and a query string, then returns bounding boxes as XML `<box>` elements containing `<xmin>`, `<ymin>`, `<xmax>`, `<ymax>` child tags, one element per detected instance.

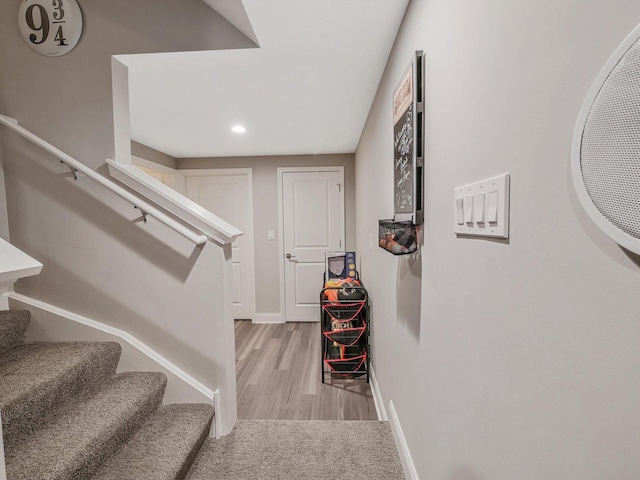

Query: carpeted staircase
<box><xmin>186</xmin><ymin>420</ymin><xmax>405</xmax><ymax>480</ymax></box>
<box><xmin>0</xmin><ymin>309</ymin><xmax>214</xmax><ymax>480</ymax></box>
<box><xmin>1</xmin><ymin>309</ymin><xmax>406</xmax><ymax>479</ymax></box>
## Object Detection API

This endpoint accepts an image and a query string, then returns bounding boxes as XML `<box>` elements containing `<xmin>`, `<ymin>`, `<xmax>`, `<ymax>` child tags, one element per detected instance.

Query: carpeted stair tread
<box><xmin>92</xmin><ymin>403</ymin><xmax>214</xmax><ymax>480</ymax></box>
<box><xmin>5</xmin><ymin>371</ymin><xmax>167</xmax><ymax>480</ymax></box>
<box><xmin>0</xmin><ymin>310</ymin><xmax>30</xmax><ymax>354</ymax></box>
<box><xmin>185</xmin><ymin>420</ymin><xmax>405</xmax><ymax>480</ymax></box>
<box><xmin>0</xmin><ymin>341</ymin><xmax>122</xmax><ymax>449</ymax></box>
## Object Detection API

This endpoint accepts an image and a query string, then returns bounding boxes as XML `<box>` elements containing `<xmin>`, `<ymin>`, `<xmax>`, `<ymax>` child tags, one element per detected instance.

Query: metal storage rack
<box><xmin>320</xmin><ymin>276</ymin><xmax>369</xmax><ymax>383</ymax></box>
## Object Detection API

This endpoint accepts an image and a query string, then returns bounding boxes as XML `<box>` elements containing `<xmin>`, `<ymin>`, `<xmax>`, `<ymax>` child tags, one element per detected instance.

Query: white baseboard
<box><xmin>0</xmin><ymin>293</ymin><xmax>8</xmax><ymax>311</ymax></box>
<box><xmin>253</xmin><ymin>312</ymin><xmax>283</xmax><ymax>324</ymax></box>
<box><xmin>0</xmin><ymin>411</ymin><xmax>6</xmax><ymax>480</ymax></box>
<box><xmin>212</xmin><ymin>388</ymin><xmax>221</xmax><ymax>439</ymax></box>
<box><xmin>389</xmin><ymin>400</ymin><xmax>419</xmax><ymax>480</ymax></box>
<box><xmin>369</xmin><ymin>364</ymin><xmax>388</xmax><ymax>421</ymax></box>
<box><xmin>7</xmin><ymin>292</ymin><xmax>216</xmax><ymax>407</ymax></box>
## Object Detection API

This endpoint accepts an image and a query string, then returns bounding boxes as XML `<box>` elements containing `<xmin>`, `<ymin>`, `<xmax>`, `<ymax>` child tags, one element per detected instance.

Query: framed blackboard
<box><xmin>392</xmin><ymin>51</ymin><xmax>424</xmax><ymax>225</ymax></box>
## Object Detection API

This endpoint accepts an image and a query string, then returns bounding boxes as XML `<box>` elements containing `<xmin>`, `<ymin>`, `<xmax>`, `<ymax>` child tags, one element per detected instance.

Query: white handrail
<box><xmin>0</xmin><ymin>115</ymin><xmax>208</xmax><ymax>245</ymax></box>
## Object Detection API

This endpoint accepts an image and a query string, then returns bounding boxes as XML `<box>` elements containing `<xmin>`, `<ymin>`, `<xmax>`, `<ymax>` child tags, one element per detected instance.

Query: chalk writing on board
<box><xmin>394</xmin><ymin>102</ymin><xmax>414</xmax><ymax>213</ymax></box>
<box><xmin>393</xmin><ymin>63</ymin><xmax>415</xmax><ymax>215</ymax></box>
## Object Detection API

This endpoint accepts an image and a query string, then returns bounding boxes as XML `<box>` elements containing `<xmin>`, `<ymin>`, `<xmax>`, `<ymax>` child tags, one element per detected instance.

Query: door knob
<box><xmin>286</xmin><ymin>253</ymin><xmax>296</xmax><ymax>259</ymax></box>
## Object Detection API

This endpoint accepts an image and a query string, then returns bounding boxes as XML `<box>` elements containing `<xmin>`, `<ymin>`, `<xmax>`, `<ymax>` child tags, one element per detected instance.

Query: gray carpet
<box><xmin>1</xmin><ymin>309</ymin><xmax>403</xmax><ymax>479</ymax></box>
<box><xmin>0</xmin><ymin>310</ymin><xmax>214</xmax><ymax>479</ymax></box>
<box><xmin>0</xmin><ymin>341</ymin><xmax>121</xmax><ymax>447</ymax></box>
<box><xmin>186</xmin><ymin>420</ymin><xmax>406</xmax><ymax>480</ymax></box>
<box><xmin>0</xmin><ymin>309</ymin><xmax>29</xmax><ymax>354</ymax></box>
<box><xmin>92</xmin><ymin>403</ymin><xmax>214</xmax><ymax>480</ymax></box>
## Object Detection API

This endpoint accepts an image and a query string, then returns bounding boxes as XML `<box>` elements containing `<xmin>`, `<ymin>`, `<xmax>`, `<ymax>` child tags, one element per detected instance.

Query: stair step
<box><xmin>0</xmin><ymin>341</ymin><xmax>122</xmax><ymax>449</ymax></box>
<box><xmin>0</xmin><ymin>309</ymin><xmax>30</xmax><ymax>354</ymax></box>
<box><xmin>5</xmin><ymin>371</ymin><xmax>167</xmax><ymax>480</ymax></box>
<box><xmin>92</xmin><ymin>403</ymin><xmax>214</xmax><ymax>480</ymax></box>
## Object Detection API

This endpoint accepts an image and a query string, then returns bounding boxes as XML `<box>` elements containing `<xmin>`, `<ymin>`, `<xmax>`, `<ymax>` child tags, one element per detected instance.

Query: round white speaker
<box><xmin>572</xmin><ymin>23</ymin><xmax>640</xmax><ymax>255</ymax></box>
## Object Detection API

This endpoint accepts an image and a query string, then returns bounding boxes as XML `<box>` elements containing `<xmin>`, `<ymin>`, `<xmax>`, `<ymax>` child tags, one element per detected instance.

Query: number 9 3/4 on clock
<box><xmin>18</xmin><ymin>0</ymin><xmax>83</xmax><ymax>57</ymax></box>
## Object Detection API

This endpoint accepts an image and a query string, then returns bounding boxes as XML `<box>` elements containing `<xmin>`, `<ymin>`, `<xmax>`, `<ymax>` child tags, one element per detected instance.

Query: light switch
<box><xmin>453</xmin><ymin>173</ymin><xmax>509</xmax><ymax>239</ymax></box>
<box><xmin>463</xmin><ymin>196</ymin><xmax>474</xmax><ymax>223</ymax></box>
<box><xmin>455</xmin><ymin>198</ymin><xmax>464</xmax><ymax>225</ymax></box>
<box><xmin>486</xmin><ymin>192</ymin><xmax>499</xmax><ymax>223</ymax></box>
<box><xmin>474</xmin><ymin>194</ymin><xmax>485</xmax><ymax>223</ymax></box>
<box><xmin>267</xmin><ymin>230</ymin><xmax>275</xmax><ymax>240</ymax></box>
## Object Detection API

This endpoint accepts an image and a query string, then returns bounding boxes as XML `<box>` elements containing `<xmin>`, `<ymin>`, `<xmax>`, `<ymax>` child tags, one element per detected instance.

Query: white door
<box><xmin>281</xmin><ymin>169</ymin><xmax>344</xmax><ymax>322</ymax></box>
<box><xmin>185</xmin><ymin>171</ymin><xmax>255</xmax><ymax>320</ymax></box>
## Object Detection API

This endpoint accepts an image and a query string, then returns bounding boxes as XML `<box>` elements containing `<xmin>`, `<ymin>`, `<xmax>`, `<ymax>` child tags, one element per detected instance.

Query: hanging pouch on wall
<box><xmin>378</xmin><ymin>219</ymin><xmax>417</xmax><ymax>255</ymax></box>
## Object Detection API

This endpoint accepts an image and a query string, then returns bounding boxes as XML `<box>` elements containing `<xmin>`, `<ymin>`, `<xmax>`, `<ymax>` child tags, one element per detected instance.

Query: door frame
<box><xmin>277</xmin><ymin>166</ymin><xmax>345</xmax><ymax>323</ymax></box>
<box><xmin>131</xmin><ymin>155</ymin><xmax>186</xmax><ymax>195</ymax></box>
<box><xmin>182</xmin><ymin>168</ymin><xmax>257</xmax><ymax>321</ymax></box>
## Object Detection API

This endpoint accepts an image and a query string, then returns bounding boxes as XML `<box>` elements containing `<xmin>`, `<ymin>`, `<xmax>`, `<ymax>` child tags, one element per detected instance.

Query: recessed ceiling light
<box><xmin>231</xmin><ymin>125</ymin><xmax>246</xmax><ymax>133</ymax></box>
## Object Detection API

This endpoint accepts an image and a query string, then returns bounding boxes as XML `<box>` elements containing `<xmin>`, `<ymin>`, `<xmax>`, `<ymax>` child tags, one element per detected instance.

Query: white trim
<box><xmin>212</xmin><ymin>388</ymin><xmax>222</xmax><ymax>439</ymax></box>
<box><xmin>181</xmin><ymin>168</ymin><xmax>257</xmax><ymax>321</ymax></box>
<box><xmin>369</xmin><ymin>364</ymin><xmax>387</xmax><ymax>421</ymax></box>
<box><xmin>388</xmin><ymin>400</ymin><xmax>419</xmax><ymax>480</ymax></box>
<box><xmin>107</xmin><ymin>159</ymin><xmax>242</xmax><ymax>245</ymax></box>
<box><xmin>179</xmin><ymin>168</ymin><xmax>252</xmax><ymax>177</ymax></box>
<box><xmin>277</xmin><ymin>166</ymin><xmax>346</xmax><ymax>323</ymax></box>
<box><xmin>0</xmin><ymin>237</ymin><xmax>42</xmax><ymax>284</ymax></box>
<box><xmin>131</xmin><ymin>157</ymin><xmax>183</xmax><ymax>196</ymax></box>
<box><xmin>571</xmin><ymin>23</ymin><xmax>640</xmax><ymax>255</ymax></box>
<box><xmin>131</xmin><ymin>156</ymin><xmax>186</xmax><ymax>196</ymax></box>
<box><xmin>0</xmin><ymin>410</ymin><xmax>6</xmax><ymax>480</ymax></box>
<box><xmin>0</xmin><ymin>238</ymin><xmax>42</xmax><ymax>310</ymax></box>
<box><xmin>111</xmin><ymin>58</ymin><xmax>132</xmax><ymax>166</ymax></box>
<box><xmin>253</xmin><ymin>313</ymin><xmax>284</xmax><ymax>324</ymax></box>
<box><xmin>6</xmin><ymin>292</ymin><xmax>216</xmax><ymax>402</ymax></box>
<box><xmin>0</xmin><ymin>139</ymin><xmax>11</xmax><ymax>242</ymax></box>
<box><xmin>131</xmin><ymin>156</ymin><xmax>178</xmax><ymax>174</ymax></box>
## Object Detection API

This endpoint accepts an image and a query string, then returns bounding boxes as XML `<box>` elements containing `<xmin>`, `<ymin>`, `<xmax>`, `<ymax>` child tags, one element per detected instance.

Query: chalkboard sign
<box><xmin>394</xmin><ymin>99</ymin><xmax>414</xmax><ymax>215</ymax></box>
<box><xmin>392</xmin><ymin>51</ymin><xmax>424</xmax><ymax>225</ymax></box>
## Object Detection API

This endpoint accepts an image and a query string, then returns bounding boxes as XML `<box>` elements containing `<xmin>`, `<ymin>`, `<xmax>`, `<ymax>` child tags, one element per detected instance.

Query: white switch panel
<box><xmin>454</xmin><ymin>173</ymin><xmax>510</xmax><ymax>238</ymax></box>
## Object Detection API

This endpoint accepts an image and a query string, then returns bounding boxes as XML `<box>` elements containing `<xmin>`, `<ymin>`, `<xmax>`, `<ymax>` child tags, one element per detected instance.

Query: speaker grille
<box><xmin>581</xmin><ymin>36</ymin><xmax>640</xmax><ymax>240</ymax></box>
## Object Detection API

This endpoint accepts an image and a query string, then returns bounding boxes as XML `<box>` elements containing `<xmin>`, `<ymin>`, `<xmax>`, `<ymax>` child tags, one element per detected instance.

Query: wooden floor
<box><xmin>235</xmin><ymin>320</ymin><xmax>377</xmax><ymax>420</ymax></box>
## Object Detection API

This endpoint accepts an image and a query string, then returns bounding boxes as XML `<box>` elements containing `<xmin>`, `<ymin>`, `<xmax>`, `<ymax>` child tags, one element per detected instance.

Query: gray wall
<box><xmin>356</xmin><ymin>1</ymin><xmax>640</xmax><ymax>478</ymax></box>
<box><xmin>131</xmin><ymin>141</ymin><xmax>177</xmax><ymax>169</ymax></box>
<box><xmin>0</xmin><ymin>0</ymin><xmax>255</xmax><ymax>434</ymax></box>
<box><xmin>179</xmin><ymin>154</ymin><xmax>355</xmax><ymax>315</ymax></box>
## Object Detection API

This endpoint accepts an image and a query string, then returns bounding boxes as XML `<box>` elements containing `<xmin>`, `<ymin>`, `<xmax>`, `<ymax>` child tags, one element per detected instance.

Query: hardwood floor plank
<box><xmin>235</xmin><ymin>320</ymin><xmax>377</xmax><ymax>421</ymax></box>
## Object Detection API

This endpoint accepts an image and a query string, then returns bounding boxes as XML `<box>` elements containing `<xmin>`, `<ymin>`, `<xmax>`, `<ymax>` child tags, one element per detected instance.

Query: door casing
<box><xmin>277</xmin><ymin>166</ymin><xmax>345</xmax><ymax>323</ymax></box>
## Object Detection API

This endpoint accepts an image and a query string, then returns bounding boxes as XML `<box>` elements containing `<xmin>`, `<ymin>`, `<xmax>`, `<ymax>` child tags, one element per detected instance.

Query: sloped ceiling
<box><xmin>120</xmin><ymin>0</ymin><xmax>409</xmax><ymax>159</ymax></box>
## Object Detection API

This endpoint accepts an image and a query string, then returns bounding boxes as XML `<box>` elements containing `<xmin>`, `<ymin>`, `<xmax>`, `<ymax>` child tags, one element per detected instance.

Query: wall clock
<box><xmin>18</xmin><ymin>0</ymin><xmax>83</xmax><ymax>57</ymax></box>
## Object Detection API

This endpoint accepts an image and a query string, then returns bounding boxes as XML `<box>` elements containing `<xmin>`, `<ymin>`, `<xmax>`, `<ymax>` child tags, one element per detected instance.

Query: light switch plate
<box><xmin>454</xmin><ymin>173</ymin><xmax>510</xmax><ymax>238</ymax></box>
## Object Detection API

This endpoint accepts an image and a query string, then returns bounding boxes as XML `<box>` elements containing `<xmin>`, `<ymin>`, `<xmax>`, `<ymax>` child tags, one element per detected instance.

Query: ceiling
<box><xmin>120</xmin><ymin>0</ymin><xmax>409</xmax><ymax>159</ymax></box>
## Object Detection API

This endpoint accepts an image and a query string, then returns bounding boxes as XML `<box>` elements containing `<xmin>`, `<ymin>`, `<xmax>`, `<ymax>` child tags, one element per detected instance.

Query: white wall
<box><xmin>356</xmin><ymin>1</ymin><xmax>640</xmax><ymax>479</ymax></box>
<box><xmin>0</xmin><ymin>0</ymin><xmax>254</xmax><ymax>434</ymax></box>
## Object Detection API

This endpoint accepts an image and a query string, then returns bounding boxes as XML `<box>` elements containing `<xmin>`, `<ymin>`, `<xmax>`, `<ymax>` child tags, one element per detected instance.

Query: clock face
<box><xmin>18</xmin><ymin>0</ymin><xmax>83</xmax><ymax>57</ymax></box>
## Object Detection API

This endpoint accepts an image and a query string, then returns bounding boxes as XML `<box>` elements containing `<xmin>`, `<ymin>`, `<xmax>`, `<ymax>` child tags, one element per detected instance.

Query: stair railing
<box><xmin>0</xmin><ymin>114</ymin><xmax>208</xmax><ymax>245</ymax></box>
